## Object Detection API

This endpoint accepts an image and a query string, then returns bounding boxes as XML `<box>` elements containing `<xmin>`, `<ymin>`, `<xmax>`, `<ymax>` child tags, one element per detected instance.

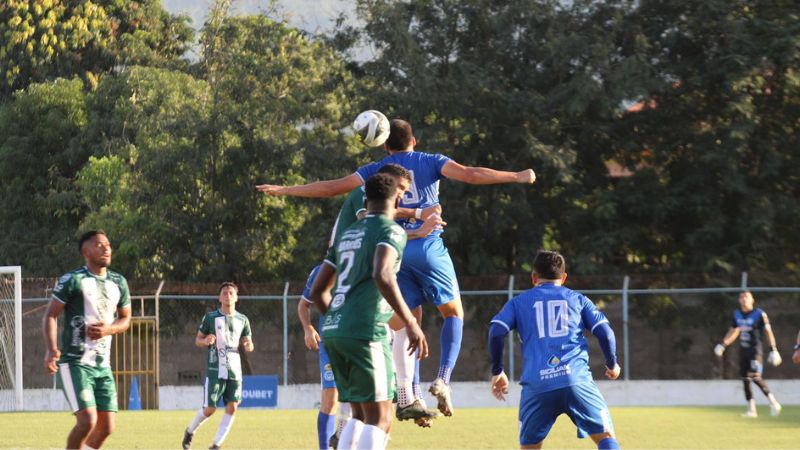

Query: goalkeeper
<box><xmin>713</xmin><ymin>291</ymin><xmax>782</xmax><ymax>417</ymax></box>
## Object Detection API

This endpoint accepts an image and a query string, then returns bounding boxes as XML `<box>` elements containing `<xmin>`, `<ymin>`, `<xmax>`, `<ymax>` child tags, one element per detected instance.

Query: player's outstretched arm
<box><xmin>373</xmin><ymin>245</ymin><xmax>428</xmax><ymax>359</ymax></box>
<box><xmin>441</xmin><ymin>160</ymin><xmax>535</xmax><ymax>185</ymax></box>
<box><xmin>715</xmin><ymin>327</ymin><xmax>740</xmax><ymax>356</ymax></box>
<box><xmin>297</xmin><ymin>299</ymin><xmax>320</xmax><ymax>351</ymax></box>
<box><xmin>256</xmin><ymin>173</ymin><xmax>362</xmax><ymax>198</ymax></box>
<box><xmin>310</xmin><ymin>263</ymin><xmax>336</xmax><ymax>314</ymax></box>
<box><xmin>41</xmin><ymin>299</ymin><xmax>65</xmax><ymax>374</ymax></box>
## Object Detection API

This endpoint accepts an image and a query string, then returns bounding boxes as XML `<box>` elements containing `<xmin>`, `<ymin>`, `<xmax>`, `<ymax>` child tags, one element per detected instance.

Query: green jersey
<box><xmin>328</xmin><ymin>187</ymin><xmax>366</xmax><ymax>248</ymax></box>
<box><xmin>322</xmin><ymin>214</ymin><xmax>407</xmax><ymax>341</ymax></box>
<box><xmin>52</xmin><ymin>266</ymin><xmax>131</xmax><ymax>367</ymax></box>
<box><xmin>198</xmin><ymin>309</ymin><xmax>252</xmax><ymax>380</ymax></box>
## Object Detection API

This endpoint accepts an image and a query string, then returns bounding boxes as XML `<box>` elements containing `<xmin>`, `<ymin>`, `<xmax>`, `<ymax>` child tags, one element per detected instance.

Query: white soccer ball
<box><xmin>353</xmin><ymin>110</ymin><xmax>390</xmax><ymax>147</ymax></box>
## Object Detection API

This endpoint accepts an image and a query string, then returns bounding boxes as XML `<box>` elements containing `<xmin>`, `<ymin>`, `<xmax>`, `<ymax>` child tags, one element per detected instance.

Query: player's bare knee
<box><xmin>225</xmin><ymin>402</ymin><xmax>238</xmax><ymax>414</ymax></box>
<box><xmin>438</xmin><ymin>299</ymin><xmax>463</xmax><ymax>318</ymax></box>
<box><xmin>75</xmin><ymin>409</ymin><xmax>97</xmax><ymax>430</ymax></box>
<box><xmin>203</xmin><ymin>406</ymin><xmax>217</xmax><ymax>417</ymax></box>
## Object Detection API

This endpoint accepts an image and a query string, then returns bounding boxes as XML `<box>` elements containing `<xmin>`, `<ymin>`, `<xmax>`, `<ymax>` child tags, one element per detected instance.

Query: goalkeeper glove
<box><xmin>768</xmin><ymin>349</ymin><xmax>782</xmax><ymax>366</ymax></box>
<box><xmin>713</xmin><ymin>343</ymin><xmax>726</xmax><ymax>357</ymax></box>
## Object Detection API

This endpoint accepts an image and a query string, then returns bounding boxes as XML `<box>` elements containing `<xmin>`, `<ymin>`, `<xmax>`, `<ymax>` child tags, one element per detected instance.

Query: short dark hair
<box><xmin>219</xmin><ymin>281</ymin><xmax>238</xmax><ymax>294</ymax></box>
<box><xmin>532</xmin><ymin>250</ymin><xmax>566</xmax><ymax>280</ymax></box>
<box><xmin>364</xmin><ymin>173</ymin><xmax>398</xmax><ymax>203</ymax></box>
<box><xmin>377</xmin><ymin>163</ymin><xmax>412</xmax><ymax>182</ymax></box>
<box><xmin>385</xmin><ymin>119</ymin><xmax>413</xmax><ymax>151</ymax></box>
<box><xmin>78</xmin><ymin>230</ymin><xmax>107</xmax><ymax>252</ymax></box>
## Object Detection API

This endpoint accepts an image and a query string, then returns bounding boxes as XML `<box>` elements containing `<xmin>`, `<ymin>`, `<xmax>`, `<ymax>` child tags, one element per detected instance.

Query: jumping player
<box><xmin>714</xmin><ymin>291</ymin><xmax>782</xmax><ymax>417</ymax></box>
<box><xmin>310</xmin><ymin>173</ymin><xmax>428</xmax><ymax>449</ymax></box>
<box><xmin>257</xmin><ymin>119</ymin><xmax>535</xmax><ymax>416</ymax></box>
<box><xmin>488</xmin><ymin>251</ymin><xmax>622</xmax><ymax>449</ymax></box>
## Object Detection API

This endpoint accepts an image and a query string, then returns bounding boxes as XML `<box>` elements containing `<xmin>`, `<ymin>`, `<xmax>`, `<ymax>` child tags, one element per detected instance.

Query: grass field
<box><xmin>5</xmin><ymin>406</ymin><xmax>800</xmax><ymax>449</ymax></box>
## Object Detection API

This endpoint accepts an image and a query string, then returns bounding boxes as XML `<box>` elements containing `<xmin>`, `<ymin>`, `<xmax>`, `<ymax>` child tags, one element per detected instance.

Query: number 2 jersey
<box><xmin>52</xmin><ymin>266</ymin><xmax>131</xmax><ymax>368</ymax></box>
<box><xmin>491</xmin><ymin>283</ymin><xmax>610</xmax><ymax>394</ymax></box>
<box><xmin>322</xmin><ymin>214</ymin><xmax>407</xmax><ymax>341</ymax></box>
<box><xmin>198</xmin><ymin>310</ymin><xmax>252</xmax><ymax>380</ymax></box>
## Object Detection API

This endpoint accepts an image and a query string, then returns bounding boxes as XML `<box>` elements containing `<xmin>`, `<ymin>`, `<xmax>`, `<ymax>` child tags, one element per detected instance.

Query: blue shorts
<box><xmin>397</xmin><ymin>237</ymin><xmax>460</xmax><ymax>309</ymax></box>
<box><xmin>319</xmin><ymin>341</ymin><xmax>336</xmax><ymax>390</ymax></box>
<box><xmin>519</xmin><ymin>382</ymin><xmax>614</xmax><ymax>446</ymax></box>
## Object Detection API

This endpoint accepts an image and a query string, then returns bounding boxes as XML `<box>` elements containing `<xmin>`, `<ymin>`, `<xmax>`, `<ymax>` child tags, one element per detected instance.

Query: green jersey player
<box><xmin>183</xmin><ymin>282</ymin><xmax>254</xmax><ymax>450</ymax></box>
<box><xmin>310</xmin><ymin>173</ymin><xmax>428</xmax><ymax>450</ymax></box>
<box><xmin>42</xmin><ymin>230</ymin><xmax>132</xmax><ymax>449</ymax></box>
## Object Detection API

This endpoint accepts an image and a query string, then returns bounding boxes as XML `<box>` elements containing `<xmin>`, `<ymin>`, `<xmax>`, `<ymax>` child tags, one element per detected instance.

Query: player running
<box><xmin>42</xmin><ymin>230</ymin><xmax>132</xmax><ymax>449</ymax></box>
<box><xmin>713</xmin><ymin>291</ymin><xmax>782</xmax><ymax>417</ymax></box>
<box><xmin>257</xmin><ymin>119</ymin><xmax>535</xmax><ymax>417</ymax></box>
<box><xmin>182</xmin><ymin>282</ymin><xmax>254</xmax><ymax>449</ymax></box>
<box><xmin>309</xmin><ymin>173</ymin><xmax>428</xmax><ymax>449</ymax></box>
<box><xmin>488</xmin><ymin>251</ymin><xmax>622</xmax><ymax>449</ymax></box>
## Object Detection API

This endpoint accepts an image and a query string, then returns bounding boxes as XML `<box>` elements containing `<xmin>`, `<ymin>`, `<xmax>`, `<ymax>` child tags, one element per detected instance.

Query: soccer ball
<box><xmin>353</xmin><ymin>110</ymin><xmax>390</xmax><ymax>147</ymax></box>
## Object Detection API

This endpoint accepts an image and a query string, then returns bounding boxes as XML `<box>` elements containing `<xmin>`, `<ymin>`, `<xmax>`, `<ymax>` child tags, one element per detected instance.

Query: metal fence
<box><xmin>16</xmin><ymin>272</ymin><xmax>800</xmax><ymax>391</ymax></box>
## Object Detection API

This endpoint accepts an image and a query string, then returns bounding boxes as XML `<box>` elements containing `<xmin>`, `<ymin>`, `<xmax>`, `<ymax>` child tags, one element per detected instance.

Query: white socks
<box><xmin>188</xmin><ymin>408</ymin><xmax>209</xmax><ymax>433</ymax></box>
<box><xmin>747</xmin><ymin>399</ymin><xmax>757</xmax><ymax>413</ymax></box>
<box><xmin>768</xmin><ymin>393</ymin><xmax>780</xmax><ymax>407</ymax></box>
<box><xmin>392</xmin><ymin>328</ymin><xmax>415</xmax><ymax>407</ymax></box>
<box><xmin>337</xmin><ymin>418</ymin><xmax>364</xmax><ymax>450</ymax></box>
<box><xmin>357</xmin><ymin>425</ymin><xmax>387</xmax><ymax>450</ymax></box>
<box><xmin>213</xmin><ymin>413</ymin><xmax>235</xmax><ymax>446</ymax></box>
<box><xmin>337</xmin><ymin>403</ymin><xmax>353</xmax><ymax>435</ymax></box>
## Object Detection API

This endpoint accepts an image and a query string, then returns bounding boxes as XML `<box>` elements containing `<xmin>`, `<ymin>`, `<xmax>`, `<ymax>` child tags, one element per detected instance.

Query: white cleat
<box><xmin>428</xmin><ymin>378</ymin><xmax>454</xmax><ymax>417</ymax></box>
<box><xmin>741</xmin><ymin>410</ymin><xmax>758</xmax><ymax>418</ymax></box>
<box><xmin>770</xmin><ymin>403</ymin><xmax>782</xmax><ymax>417</ymax></box>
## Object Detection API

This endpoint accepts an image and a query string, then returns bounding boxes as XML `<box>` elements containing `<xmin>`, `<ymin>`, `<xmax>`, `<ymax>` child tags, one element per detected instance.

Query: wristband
<box><xmin>415</xmin><ymin>208</ymin><xmax>423</xmax><ymax>219</ymax></box>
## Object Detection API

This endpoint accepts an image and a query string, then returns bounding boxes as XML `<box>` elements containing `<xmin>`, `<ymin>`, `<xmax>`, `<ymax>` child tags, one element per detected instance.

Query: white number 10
<box><xmin>533</xmin><ymin>300</ymin><xmax>569</xmax><ymax>338</ymax></box>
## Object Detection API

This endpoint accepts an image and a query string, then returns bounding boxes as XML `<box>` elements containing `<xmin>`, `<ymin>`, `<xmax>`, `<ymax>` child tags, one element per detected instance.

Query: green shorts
<box><xmin>324</xmin><ymin>336</ymin><xmax>395</xmax><ymax>403</ymax></box>
<box><xmin>58</xmin><ymin>362</ymin><xmax>118</xmax><ymax>413</ymax></box>
<box><xmin>204</xmin><ymin>373</ymin><xmax>242</xmax><ymax>407</ymax></box>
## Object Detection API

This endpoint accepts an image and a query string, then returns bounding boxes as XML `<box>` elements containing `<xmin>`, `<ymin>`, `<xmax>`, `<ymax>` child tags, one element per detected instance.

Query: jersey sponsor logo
<box><xmin>322</xmin><ymin>313</ymin><xmax>342</xmax><ymax>331</ymax></box>
<box><xmin>337</xmin><ymin>239</ymin><xmax>362</xmax><ymax>252</ymax></box>
<box><xmin>540</xmin><ymin>355</ymin><xmax>572</xmax><ymax>380</ymax></box>
<box><xmin>389</xmin><ymin>228</ymin><xmax>404</xmax><ymax>243</ymax></box>
<box><xmin>546</xmin><ymin>355</ymin><xmax>561</xmax><ymax>368</ymax></box>
<box><xmin>330</xmin><ymin>293</ymin><xmax>346</xmax><ymax>310</ymax></box>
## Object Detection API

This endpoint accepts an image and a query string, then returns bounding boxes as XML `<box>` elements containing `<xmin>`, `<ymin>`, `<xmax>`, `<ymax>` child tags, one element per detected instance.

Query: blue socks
<box><xmin>438</xmin><ymin>317</ymin><xmax>463</xmax><ymax>384</ymax></box>
<box><xmin>317</xmin><ymin>412</ymin><xmax>335</xmax><ymax>450</ymax></box>
<box><xmin>598</xmin><ymin>438</ymin><xmax>620</xmax><ymax>449</ymax></box>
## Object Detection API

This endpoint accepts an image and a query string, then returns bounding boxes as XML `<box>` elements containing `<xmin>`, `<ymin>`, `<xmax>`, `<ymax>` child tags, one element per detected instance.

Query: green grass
<box><xmin>5</xmin><ymin>406</ymin><xmax>800</xmax><ymax>448</ymax></box>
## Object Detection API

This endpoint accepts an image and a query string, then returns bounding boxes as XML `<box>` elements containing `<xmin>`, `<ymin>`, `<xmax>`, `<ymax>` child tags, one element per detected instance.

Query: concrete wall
<box><xmin>18</xmin><ymin>380</ymin><xmax>800</xmax><ymax>411</ymax></box>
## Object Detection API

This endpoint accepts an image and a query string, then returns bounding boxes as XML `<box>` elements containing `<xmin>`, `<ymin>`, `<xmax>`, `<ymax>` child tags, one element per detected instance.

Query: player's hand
<box><xmin>405</xmin><ymin>323</ymin><xmax>428</xmax><ymax>359</ymax></box>
<box><xmin>792</xmin><ymin>349</ymin><xmax>800</xmax><ymax>366</ymax></box>
<box><xmin>491</xmin><ymin>372</ymin><xmax>509</xmax><ymax>401</ymax></box>
<box><xmin>713</xmin><ymin>343</ymin><xmax>726</xmax><ymax>357</ymax></box>
<box><xmin>255</xmin><ymin>184</ymin><xmax>286</xmax><ymax>196</ymax></box>
<box><xmin>44</xmin><ymin>348</ymin><xmax>60</xmax><ymax>374</ymax></box>
<box><xmin>515</xmin><ymin>169</ymin><xmax>536</xmax><ymax>184</ymax></box>
<box><xmin>205</xmin><ymin>334</ymin><xmax>216</xmax><ymax>346</ymax></box>
<box><xmin>242</xmin><ymin>339</ymin><xmax>254</xmax><ymax>352</ymax></box>
<box><xmin>419</xmin><ymin>204</ymin><xmax>441</xmax><ymax>220</ymax></box>
<box><xmin>304</xmin><ymin>327</ymin><xmax>321</xmax><ymax>351</ymax></box>
<box><xmin>87</xmin><ymin>322</ymin><xmax>110</xmax><ymax>339</ymax></box>
<box><xmin>605</xmin><ymin>364</ymin><xmax>621</xmax><ymax>380</ymax></box>
<box><xmin>417</xmin><ymin>214</ymin><xmax>447</xmax><ymax>237</ymax></box>
<box><xmin>768</xmin><ymin>350</ymin><xmax>782</xmax><ymax>367</ymax></box>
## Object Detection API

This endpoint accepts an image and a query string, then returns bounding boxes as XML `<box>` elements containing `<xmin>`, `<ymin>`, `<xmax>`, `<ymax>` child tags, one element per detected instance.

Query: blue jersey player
<box><xmin>713</xmin><ymin>291</ymin><xmax>782</xmax><ymax>417</ymax></box>
<box><xmin>258</xmin><ymin>119</ymin><xmax>536</xmax><ymax>417</ymax></box>
<box><xmin>488</xmin><ymin>251</ymin><xmax>621</xmax><ymax>449</ymax></box>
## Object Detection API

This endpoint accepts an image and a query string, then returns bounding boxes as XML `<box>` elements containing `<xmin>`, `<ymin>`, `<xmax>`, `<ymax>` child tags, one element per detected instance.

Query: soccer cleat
<box><xmin>771</xmin><ymin>403</ymin><xmax>782</xmax><ymax>417</ymax></box>
<box><xmin>428</xmin><ymin>378</ymin><xmax>454</xmax><ymax>417</ymax></box>
<box><xmin>209</xmin><ymin>444</ymin><xmax>220</xmax><ymax>450</ymax></box>
<box><xmin>741</xmin><ymin>410</ymin><xmax>758</xmax><ymax>418</ymax></box>
<box><xmin>396</xmin><ymin>400</ymin><xmax>441</xmax><ymax>422</ymax></box>
<box><xmin>182</xmin><ymin>428</ymin><xmax>193</xmax><ymax>450</ymax></box>
<box><xmin>328</xmin><ymin>431</ymin><xmax>339</xmax><ymax>449</ymax></box>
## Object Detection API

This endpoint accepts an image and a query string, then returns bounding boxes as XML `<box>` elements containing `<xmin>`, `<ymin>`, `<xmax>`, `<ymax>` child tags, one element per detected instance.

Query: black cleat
<box><xmin>209</xmin><ymin>444</ymin><xmax>220</xmax><ymax>449</ymax></box>
<box><xmin>328</xmin><ymin>431</ymin><xmax>340</xmax><ymax>449</ymax></box>
<box><xmin>396</xmin><ymin>400</ymin><xmax>441</xmax><ymax>422</ymax></box>
<box><xmin>182</xmin><ymin>428</ymin><xmax>193</xmax><ymax>450</ymax></box>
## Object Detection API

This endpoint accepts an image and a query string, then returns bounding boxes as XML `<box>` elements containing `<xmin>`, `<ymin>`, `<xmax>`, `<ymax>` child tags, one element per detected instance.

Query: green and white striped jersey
<box><xmin>198</xmin><ymin>310</ymin><xmax>252</xmax><ymax>380</ymax></box>
<box><xmin>52</xmin><ymin>266</ymin><xmax>131</xmax><ymax>368</ymax></box>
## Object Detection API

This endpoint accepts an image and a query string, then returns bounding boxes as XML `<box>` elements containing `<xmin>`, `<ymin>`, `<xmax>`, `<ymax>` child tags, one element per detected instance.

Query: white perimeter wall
<box><xmin>19</xmin><ymin>380</ymin><xmax>800</xmax><ymax>411</ymax></box>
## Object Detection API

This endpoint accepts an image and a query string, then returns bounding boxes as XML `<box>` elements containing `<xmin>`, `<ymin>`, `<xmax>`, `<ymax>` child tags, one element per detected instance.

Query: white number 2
<box><xmin>335</xmin><ymin>251</ymin><xmax>355</xmax><ymax>294</ymax></box>
<box><xmin>533</xmin><ymin>300</ymin><xmax>569</xmax><ymax>338</ymax></box>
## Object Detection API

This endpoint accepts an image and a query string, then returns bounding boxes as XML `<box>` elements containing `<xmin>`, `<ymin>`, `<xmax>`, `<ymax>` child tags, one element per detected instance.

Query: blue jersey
<box><xmin>732</xmin><ymin>308</ymin><xmax>766</xmax><ymax>353</ymax></box>
<box><xmin>491</xmin><ymin>283</ymin><xmax>609</xmax><ymax>394</ymax></box>
<box><xmin>355</xmin><ymin>151</ymin><xmax>451</xmax><ymax>235</ymax></box>
<box><xmin>301</xmin><ymin>265</ymin><xmax>323</xmax><ymax>329</ymax></box>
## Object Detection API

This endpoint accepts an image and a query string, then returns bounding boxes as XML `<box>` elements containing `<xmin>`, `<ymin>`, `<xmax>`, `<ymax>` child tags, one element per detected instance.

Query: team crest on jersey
<box><xmin>390</xmin><ymin>226</ymin><xmax>404</xmax><ymax>243</ymax></box>
<box><xmin>546</xmin><ymin>355</ymin><xmax>561</xmax><ymax>368</ymax></box>
<box><xmin>70</xmin><ymin>315</ymin><xmax>85</xmax><ymax>329</ymax></box>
